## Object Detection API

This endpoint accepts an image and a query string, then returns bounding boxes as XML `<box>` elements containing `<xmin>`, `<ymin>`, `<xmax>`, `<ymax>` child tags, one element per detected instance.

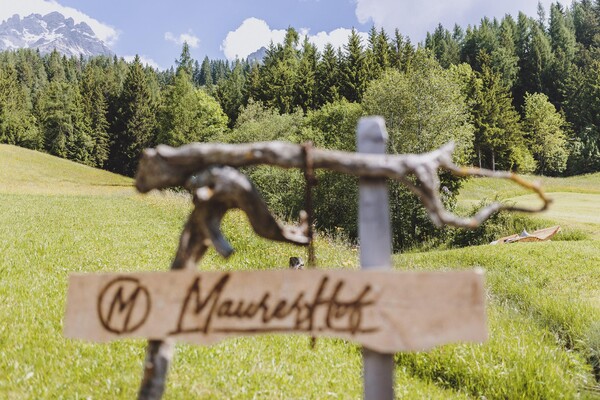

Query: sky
<box><xmin>0</xmin><ymin>0</ymin><xmax>575</xmax><ymax>70</ymax></box>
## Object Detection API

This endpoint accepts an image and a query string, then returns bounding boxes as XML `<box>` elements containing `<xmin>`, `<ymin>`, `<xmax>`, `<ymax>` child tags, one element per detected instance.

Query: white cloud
<box><xmin>307</xmin><ymin>28</ymin><xmax>369</xmax><ymax>51</ymax></box>
<box><xmin>221</xmin><ymin>17</ymin><xmax>287</xmax><ymax>60</ymax></box>
<box><xmin>0</xmin><ymin>0</ymin><xmax>118</xmax><ymax>45</ymax></box>
<box><xmin>123</xmin><ymin>55</ymin><xmax>161</xmax><ymax>70</ymax></box>
<box><xmin>221</xmin><ymin>18</ymin><xmax>369</xmax><ymax>61</ymax></box>
<box><xmin>355</xmin><ymin>0</ymin><xmax>576</xmax><ymax>43</ymax></box>
<box><xmin>164</xmin><ymin>31</ymin><xmax>200</xmax><ymax>48</ymax></box>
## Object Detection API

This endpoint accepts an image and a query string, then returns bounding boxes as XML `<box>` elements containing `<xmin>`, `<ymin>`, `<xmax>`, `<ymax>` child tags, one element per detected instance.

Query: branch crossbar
<box><xmin>136</xmin><ymin>141</ymin><xmax>551</xmax><ymax>229</ymax></box>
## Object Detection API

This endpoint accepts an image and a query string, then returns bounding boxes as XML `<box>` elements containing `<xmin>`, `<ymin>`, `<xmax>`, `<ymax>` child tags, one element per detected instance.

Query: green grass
<box><xmin>459</xmin><ymin>172</ymin><xmax>600</xmax><ymax>203</ymax></box>
<box><xmin>0</xmin><ymin>144</ymin><xmax>132</xmax><ymax>195</ymax></box>
<box><xmin>458</xmin><ymin>173</ymin><xmax>600</xmax><ymax>239</ymax></box>
<box><xmin>396</xmin><ymin>241</ymin><xmax>600</xmax><ymax>396</ymax></box>
<box><xmin>1</xmin><ymin>144</ymin><xmax>600</xmax><ymax>398</ymax></box>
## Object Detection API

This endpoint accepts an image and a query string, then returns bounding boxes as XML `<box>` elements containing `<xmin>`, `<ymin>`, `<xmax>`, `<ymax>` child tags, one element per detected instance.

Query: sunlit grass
<box><xmin>2</xmin><ymin>146</ymin><xmax>600</xmax><ymax>398</ymax></box>
<box><xmin>0</xmin><ymin>144</ymin><xmax>132</xmax><ymax>196</ymax></box>
<box><xmin>458</xmin><ymin>172</ymin><xmax>600</xmax><ymax>203</ymax></box>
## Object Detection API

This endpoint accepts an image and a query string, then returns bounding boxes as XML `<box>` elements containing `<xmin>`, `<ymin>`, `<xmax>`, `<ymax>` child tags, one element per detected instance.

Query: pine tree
<box><xmin>65</xmin><ymin>84</ymin><xmax>94</xmax><ymax>165</ymax></box>
<box><xmin>391</xmin><ymin>29</ymin><xmax>406</xmax><ymax>70</ymax></box>
<box><xmin>198</xmin><ymin>56</ymin><xmax>213</xmax><ymax>87</ymax></box>
<box><xmin>246</xmin><ymin>62</ymin><xmax>262</xmax><ymax>103</ymax></box>
<box><xmin>159</xmin><ymin>66</ymin><xmax>227</xmax><ymax>146</ymax></box>
<box><xmin>374</xmin><ymin>28</ymin><xmax>392</xmax><ymax>70</ymax></box>
<box><xmin>491</xmin><ymin>16</ymin><xmax>519</xmax><ymax>89</ymax></box>
<box><xmin>563</xmin><ymin>60</ymin><xmax>600</xmax><ymax>173</ymax></box>
<box><xmin>38</xmin><ymin>79</ymin><xmax>92</xmax><ymax>164</ymax></box>
<box><xmin>0</xmin><ymin>62</ymin><xmax>41</xmax><ymax>149</ymax></box>
<box><xmin>340</xmin><ymin>29</ymin><xmax>368</xmax><ymax>102</ymax></box>
<box><xmin>108</xmin><ymin>56</ymin><xmax>157</xmax><ymax>176</ymax></box>
<box><xmin>573</xmin><ymin>0</ymin><xmax>600</xmax><ymax>48</ymax></box>
<box><xmin>365</xmin><ymin>26</ymin><xmax>381</xmax><ymax>81</ymax></box>
<box><xmin>14</xmin><ymin>49</ymin><xmax>48</xmax><ymax>109</ymax></box>
<box><xmin>471</xmin><ymin>52</ymin><xmax>533</xmax><ymax>172</ymax></box>
<box><xmin>316</xmin><ymin>43</ymin><xmax>341</xmax><ymax>106</ymax></box>
<box><xmin>547</xmin><ymin>3</ymin><xmax>577</xmax><ymax>108</ymax></box>
<box><xmin>254</xmin><ymin>28</ymin><xmax>300</xmax><ymax>113</ymax></box>
<box><xmin>426</xmin><ymin>24</ymin><xmax>461</xmax><ymax>68</ymax></box>
<box><xmin>215</xmin><ymin>60</ymin><xmax>247</xmax><ymax>127</ymax></box>
<box><xmin>294</xmin><ymin>37</ymin><xmax>318</xmax><ymax>111</ymax></box>
<box><xmin>515</xmin><ymin>13</ymin><xmax>553</xmax><ymax>106</ymax></box>
<box><xmin>176</xmin><ymin>42</ymin><xmax>194</xmax><ymax>76</ymax></box>
<box><xmin>461</xmin><ymin>18</ymin><xmax>499</xmax><ymax>71</ymax></box>
<box><xmin>45</xmin><ymin>50</ymin><xmax>66</xmax><ymax>82</ymax></box>
<box><xmin>80</xmin><ymin>65</ymin><xmax>110</xmax><ymax>167</ymax></box>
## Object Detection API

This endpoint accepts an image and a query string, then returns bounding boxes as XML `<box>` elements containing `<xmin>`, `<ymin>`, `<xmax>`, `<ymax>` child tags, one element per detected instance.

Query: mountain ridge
<box><xmin>0</xmin><ymin>12</ymin><xmax>113</xmax><ymax>57</ymax></box>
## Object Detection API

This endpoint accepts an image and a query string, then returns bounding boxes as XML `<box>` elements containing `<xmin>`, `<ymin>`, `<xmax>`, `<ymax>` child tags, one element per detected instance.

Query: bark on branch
<box><xmin>137</xmin><ymin>165</ymin><xmax>309</xmax><ymax>399</ymax></box>
<box><xmin>135</xmin><ymin>141</ymin><xmax>551</xmax><ymax>229</ymax></box>
<box><xmin>135</xmin><ymin>140</ymin><xmax>551</xmax><ymax>399</ymax></box>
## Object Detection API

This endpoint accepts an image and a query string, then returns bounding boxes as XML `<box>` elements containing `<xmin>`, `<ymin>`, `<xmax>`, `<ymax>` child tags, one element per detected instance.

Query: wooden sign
<box><xmin>64</xmin><ymin>269</ymin><xmax>487</xmax><ymax>353</ymax></box>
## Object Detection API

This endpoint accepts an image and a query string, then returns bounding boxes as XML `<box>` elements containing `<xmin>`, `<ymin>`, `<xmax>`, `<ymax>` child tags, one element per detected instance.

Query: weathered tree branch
<box><xmin>135</xmin><ymin>140</ymin><xmax>551</xmax><ymax>399</ymax></box>
<box><xmin>135</xmin><ymin>141</ymin><xmax>551</xmax><ymax>229</ymax></box>
<box><xmin>137</xmin><ymin>165</ymin><xmax>309</xmax><ymax>399</ymax></box>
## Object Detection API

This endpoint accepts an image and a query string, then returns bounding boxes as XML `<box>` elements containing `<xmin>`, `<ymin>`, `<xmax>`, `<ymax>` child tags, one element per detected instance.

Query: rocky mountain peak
<box><xmin>0</xmin><ymin>12</ymin><xmax>113</xmax><ymax>57</ymax></box>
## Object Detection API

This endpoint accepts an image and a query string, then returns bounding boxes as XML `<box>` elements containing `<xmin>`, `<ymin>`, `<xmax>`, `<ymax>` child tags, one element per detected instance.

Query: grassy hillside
<box><xmin>1</xmin><ymin>145</ymin><xmax>599</xmax><ymax>398</ymax></box>
<box><xmin>458</xmin><ymin>173</ymin><xmax>600</xmax><ymax>238</ymax></box>
<box><xmin>0</xmin><ymin>144</ymin><xmax>133</xmax><ymax>195</ymax></box>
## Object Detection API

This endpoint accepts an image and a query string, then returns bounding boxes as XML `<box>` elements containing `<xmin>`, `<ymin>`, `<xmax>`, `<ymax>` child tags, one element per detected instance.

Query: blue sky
<box><xmin>0</xmin><ymin>0</ymin><xmax>574</xmax><ymax>70</ymax></box>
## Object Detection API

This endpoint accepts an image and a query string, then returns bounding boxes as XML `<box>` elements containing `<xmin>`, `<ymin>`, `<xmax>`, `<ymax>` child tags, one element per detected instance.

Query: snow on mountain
<box><xmin>0</xmin><ymin>12</ymin><xmax>113</xmax><ymax>57</ymax></box>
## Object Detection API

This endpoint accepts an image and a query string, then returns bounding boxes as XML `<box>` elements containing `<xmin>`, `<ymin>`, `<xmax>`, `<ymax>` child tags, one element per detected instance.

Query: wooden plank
<box><xmin>358</xmin><ymin>116</ymin><xmax>395</xmax><ymax>399</ymax></box>
<box><xmin>64</xmin><ymin>269</ymin><xmax>487</xmax><ymax>353</ymax></box>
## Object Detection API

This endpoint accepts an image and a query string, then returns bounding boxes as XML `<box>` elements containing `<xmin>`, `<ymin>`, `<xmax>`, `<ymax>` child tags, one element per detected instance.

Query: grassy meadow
<box><xmin>1</xmin><ymin>143</ymin><xmax>600</xmax><ymax>399</ymax></box>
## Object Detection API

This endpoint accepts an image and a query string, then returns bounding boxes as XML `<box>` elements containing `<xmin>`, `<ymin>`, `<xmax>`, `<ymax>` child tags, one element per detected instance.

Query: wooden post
<box><xmin>357</xmin><ymin>116</ymin><xmax>394</xmax><ymax>400</ymax></box>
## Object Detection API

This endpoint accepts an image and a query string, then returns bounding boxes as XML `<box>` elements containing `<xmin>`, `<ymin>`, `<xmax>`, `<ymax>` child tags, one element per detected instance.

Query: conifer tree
<box><xmin>254</xmin><ymin>28</ymin><xmax>300</xmax><ymax>113</ymax></box>
<box><xmin>374</xmin><ymin>28</ymin><xmax>392</xmax><ymax>70</ymax></box>
<box><xmin>515</xmin><ymin>13</ymin><xmax>553</xmax><ymax>104</ymax></box>
<box><xmin>176</xmin><ymin>42</ymin><xmax>194</xmax><ymax>77</ymax></box>
<box><xmin>14</xmin><ymin>49</ymin><xmax>48</xmax><ymax>109</ymax></box>
<box><xmin>365</xmin><ymin>26</ymin><xmax>381</xmax><ymax>80</ymax></box>
<box><xmin>573</xmin><ymin>0</ymin><xmax>600</xmax><ymax>48</ymax></box>
<box><xmin>80</xmin><ymin>65</ymin><xmax>110</xmax><ymax>167</ymax></box>
<box><xmin>340</xmin><ymin>29</ymin><xmax>368</xmax><ymax>102</ymax></box>
<box><xmin>491</xmin><ymin>16</ymin><xmax>519</xmax><ymax>89</ymax></box>
<box><xmin>470</xmin><ymin>52</ymin><xmax>533</xmax><ymax>172</ymax></box>
<box><xmin>45</xmin><ymin>50</ymin><xmax>66</xmax><ymax>82</ymax></box>
<box><xmin>426</xmin><ymin>24</ymin><xmax>461</xmax><ymax>68</ymax></box>
<box><xmin>108</xmin><ymin>55</ymin><xmax>157</xmax><ymax>176</ymax></box>
<box><xmin>391</xmin><ymin>29</ymin><xmax>406</xmax><ymax>70</ymax></box>
<box><xmin>159</xmin><ymin>66</ymin><xmax>227</xmax><ymax>146</ymax></box>
<box><xmin>547</xmin><ymin>3</ymin><xmax>577</xmax><ymax>108</ymax></box>
<box><xmin>198</xmin><ymin>56</ymin><xmax>213</xmax><ymax>87</ymax></box>
<box><xmin>246</xmin><ymin>62</ymin><xmax>262</xmax><ymax>103</ymax></box>
<box><xmin>316</xmin><ymin>43</ymin><xmax>341</xmax><ymax>105</ymax></box>
<box><xmin>461</xmin><ymin>18</ymin><xmax>499</xmax><ymax>70</ymax></box>
<box><xmin>0</xmin><ymin>62</ymin><xmax>41</xmax><ymax>149</ymax></box>
<box><xmin>39</xmin><ymin>79</ymin><xmax>92</xmax><ymax>164</ymax></box>
<box><xmin>215</xmin><ymin>59</ymin><xmax>247</xmax><ymax>127</ymax></box>
<box><xmin>563</xmin><ymin>60</ymin><xmax>600</xmax><ymax>173</ymax></box>
<box><xmin>295</xmin><ymin>37</ymin><xmax>318</xmax><ymax>111</ymax></box>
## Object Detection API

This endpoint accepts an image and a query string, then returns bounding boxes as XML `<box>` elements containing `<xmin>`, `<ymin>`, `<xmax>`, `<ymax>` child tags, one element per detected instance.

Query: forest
<box><xmin>1</xmin><ymin>0</ymin><xmax>600</xmax><ymax>250</ymax></box>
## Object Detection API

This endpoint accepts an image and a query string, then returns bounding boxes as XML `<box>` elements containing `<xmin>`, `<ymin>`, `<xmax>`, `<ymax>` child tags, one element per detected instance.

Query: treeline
<box><xmin>0</xmin><ymin>48</ymin><xmax>229</xmax><ymax>176</ymax></box>
<box><xmin>1</xmin><ymin>0</ymin><xmax>599</xmax><ymax>250</ymax></box>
